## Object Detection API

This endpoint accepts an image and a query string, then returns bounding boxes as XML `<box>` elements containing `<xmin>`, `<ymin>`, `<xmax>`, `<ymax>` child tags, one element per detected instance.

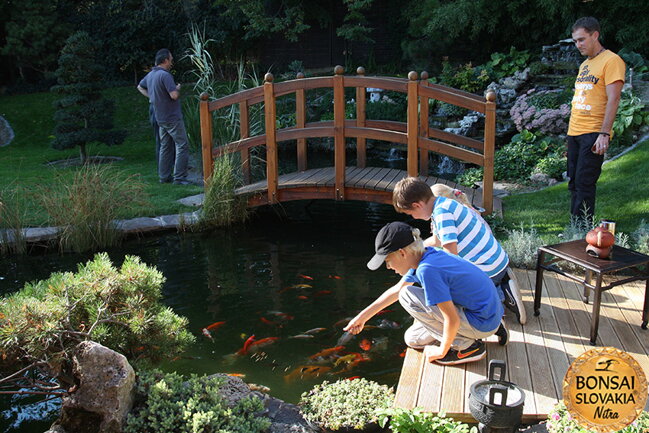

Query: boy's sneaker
<box><xmin>501</xmin><ymin>269</ymin><xmax>527</xmax><ymax>325</ymax></box>
<box><xmin>435</xmin><ymin>340</ymin><xmax>486</xmax><ymax>365</ymax></box>
<box><xmin>495</xmin><ymin>320</ymin><xmax>509</xmax><ymax>346</ymax></box>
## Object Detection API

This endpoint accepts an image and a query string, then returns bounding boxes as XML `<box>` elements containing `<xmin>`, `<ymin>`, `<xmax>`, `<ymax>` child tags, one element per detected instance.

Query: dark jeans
<box><xmin>149</xmin><ymin>104</ymin><xmax>162</xmax><ymax>166</ymax></box>
<box><xmin>567</xmin><ymin>133</ymin><xmax>604</xmax><ymax>222</ymax></box>
<box><xmin>158</xmin><ymin>120</ymin><xmax>189</xmax><ymax>182</ymax></box>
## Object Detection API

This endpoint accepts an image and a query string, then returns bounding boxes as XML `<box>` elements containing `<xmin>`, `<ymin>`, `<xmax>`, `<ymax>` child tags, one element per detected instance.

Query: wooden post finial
<box><xmin>356</xmin><ymin>66</ymin><xmax>365</xmax><ymax>75</ymax></box>
<box><xmin>420</xmin><ymin>71</ymin><xmax>429</xmax><ymax>81</ymax></box>
<box><xmin>408</xmin><ymin>71</ymin><xmax>418</xmax><ymax>81</ymax></box>
<box><xmin>334</xmin><ymin>65</ymin><xmax>344</xmax><ymax>75</ymax></box>
<box><xmin>200</xmin><ymin>92</ymin><xmax>209</xmax><ymax>101</ymax></box>
<box><xmin>296</xmin><ymin>72</ymin><xmax>305</xmax><ymax>79</ymax></box>
<box><xmin>485</xmin><ymin>89</ymin><xmax>497</xmax><ymax>102</ymax></box>
<box><xmin>264</xmin><ymin>73</ymin><xmax>274</xmax><ymax>83</ymax></box>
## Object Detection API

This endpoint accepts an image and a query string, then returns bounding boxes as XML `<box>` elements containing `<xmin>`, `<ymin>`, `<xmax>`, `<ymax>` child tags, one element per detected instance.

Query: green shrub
<box><xmin>484</xmin><ymin>47</ymin><xmax>531</xmax><ymax>80</ymax></box>
<box><xmin>547</xmin><ymin>402</ymin><xmax>649</xmax><ymax>433</ymax></box>
<box><xmin>439</xmin><ymin>62</ymin><xmax>491</xmax><ymax>94</ymax></box>
<box><xmin>0</xmin><ymin>254</ymin><xmax>195</xmax><ymax>390</ymax></box>
<box><xmin>378</xmin><ymin>407</ymin><xmax>476</xmax><ymax>433</ymax></box>
<box><xmin>456</xmin><ymin>167</ymin><xmax>483</xmax><ymax>187</ymax></box>
<box><xmin>36</xmin><ymin>164</ymin><xmax>149</xmax><ymax>253</ymax></box>
<box><xmin>299</xmin><ymin>378</ymin><xmax>394</xmax><ymax>431</ymax></box>
<box><xmin>611</xmin><ymin>90</ymin><xmax>649</xmax><ymax>150</ymax></box>
<box><xmin>199</xmin><ymin>151</ymin><xmax>249</xmax><ymax>228</ymax></box>
<box><xmin>533</xmin><ymin>152</ymin><xmax>566</xmax><ymax>180</ymax></box>
<box><xmin>125</xmin><ymin>370</ymin><xmax>270</xmax><ymax>433</ymax></box>
<box><xmin>502</xmin><ymin>224</ymin><xmax>546</xmax><ymax>269</ymax></box>
<box><xmin>494</xmin><ymin>130</ymin><xmax>564</xmax><ymax>182</ymax></box>
<box><xmin>631</xmin><ymin>219</ymin><xmax>649</xmax><ymax>254</ymax></box>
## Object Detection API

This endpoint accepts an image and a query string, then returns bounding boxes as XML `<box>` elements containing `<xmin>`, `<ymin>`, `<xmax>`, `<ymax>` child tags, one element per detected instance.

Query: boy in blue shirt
<box><xmin>344</xmin><ymin>222</ymin><xmax>507</xmax><ymax>365</ymax></box>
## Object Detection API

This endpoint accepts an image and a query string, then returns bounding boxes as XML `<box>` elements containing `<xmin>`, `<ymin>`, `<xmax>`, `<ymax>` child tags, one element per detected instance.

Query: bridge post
<box><xmin>199</xmin><ymin>92</ymin><xmax>214</xmax><ymax>186</ymax></box>
<box><xmin>333</xmin><ymin>65</ymin><xmax>346</xmax><ymax>200</ymax></box>
<box><xmin>355</xmin><ymin>67</ymin><xmax>367</xmax><ymax>169</ymax></box>
<box><xmin>407</xmin><ymin>71</ymin><xmax>419</xmax><ymax>177</ymax></box>
<box><xmin>483</xmin><ymin>89</ymin><xmax>496</xmax><ymax>215</ymax></box>
<box><xmin>264</xmin><ymin>73</ymin><xmax>279</xmax><ymax>204</ymax></box>
<box><xmin>419</xmin><ymin>71</ymin><xmax>430</xmax><ymax>176</ymax></box>
<box><xmin>296</xmin><ymin>72</ymin><xmax>307</xmax><ymax>172</ymax></box>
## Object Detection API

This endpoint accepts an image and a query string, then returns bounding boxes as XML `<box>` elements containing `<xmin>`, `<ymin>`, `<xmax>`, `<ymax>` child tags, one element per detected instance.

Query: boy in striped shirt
<box><xmin>392</xmin><ymin>177</ymin><xmax>525</xmax><ymax>324</ymax></box>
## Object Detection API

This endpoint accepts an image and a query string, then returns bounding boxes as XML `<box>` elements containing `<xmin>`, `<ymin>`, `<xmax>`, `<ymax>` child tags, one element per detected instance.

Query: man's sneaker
<box><xmin>501</xmin><ymin>269</ymin><xmax>527</xmax><ymax>325</ymax></box>
<box><xmin>435</xmin><ymin>340</ymin><xmax>486</xmax><ymax>365</ymax></box>
<box><xmin>495</xmin><ymin>320</ymin><xmax>509</xmax><ymax>346</ymax></box>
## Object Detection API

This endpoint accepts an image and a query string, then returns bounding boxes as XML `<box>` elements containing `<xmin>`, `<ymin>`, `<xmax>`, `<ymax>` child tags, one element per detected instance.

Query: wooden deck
<box><xmin>235</xmin><ymin>166</ymin><xmax>501</xmax><ymax>212</ymax></box>
<box><xmin>394</xmin><ymin>268</ymin><xmax>649</xmax><ymax>423</ymax></box>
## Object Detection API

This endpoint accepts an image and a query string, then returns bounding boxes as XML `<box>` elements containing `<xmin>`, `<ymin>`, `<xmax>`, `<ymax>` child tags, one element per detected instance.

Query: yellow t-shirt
<box><xmin>567</xmin><ymin>50</ymin><xmax>625</xmax><ymax>136</ymax></box>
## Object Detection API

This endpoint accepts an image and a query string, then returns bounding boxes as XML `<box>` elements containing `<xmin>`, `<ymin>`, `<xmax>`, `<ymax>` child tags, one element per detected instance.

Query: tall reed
<box><xmin>0</xmin><ymin>185</ymin><xmax>27</xmax><ymax>255</ymax></box>
<box><xmin>37</xmin><ymin>164</ymin><xmax>149</xmax><ymax>253</ymax></box>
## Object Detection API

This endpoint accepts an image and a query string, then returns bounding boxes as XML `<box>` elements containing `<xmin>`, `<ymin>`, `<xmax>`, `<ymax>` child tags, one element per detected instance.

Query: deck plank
<box><xmin>394</xmin><ymin>348</ymin><xmax>425</xmax><ymax>409</ymax></box>
<box><xmin>418</xmin><ymin>357</ymin><xmax>444</xmax><ymax>412</ymax></box>
<box><xmin>439</xmin><ymin>364</ymin><xmax>465</xmax><ymax>414</ymax></box>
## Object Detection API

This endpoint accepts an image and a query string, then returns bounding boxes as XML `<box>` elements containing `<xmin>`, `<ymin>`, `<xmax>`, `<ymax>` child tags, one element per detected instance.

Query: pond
<box><xmin>0</xmin><ymin>200</ymin><xmax>431</xmax><ymax>432</ymax></box>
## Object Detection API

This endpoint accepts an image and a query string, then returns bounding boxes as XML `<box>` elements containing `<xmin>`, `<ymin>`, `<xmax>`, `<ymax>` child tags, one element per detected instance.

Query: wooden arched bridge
<box><xmin>199</xmin><ymin>66</ymin><xmax>499</xmax><ymax>213</ymax></box>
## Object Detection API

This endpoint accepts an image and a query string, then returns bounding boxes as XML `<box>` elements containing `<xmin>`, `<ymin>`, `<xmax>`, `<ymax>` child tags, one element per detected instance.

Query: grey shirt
<box><xmin>138</xmin><ymin>67</ymin><xmax>182</xmax><ymax>123</ymax></box>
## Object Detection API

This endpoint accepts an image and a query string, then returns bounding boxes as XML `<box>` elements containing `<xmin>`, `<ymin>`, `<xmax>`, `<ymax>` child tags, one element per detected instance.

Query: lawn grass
<box><xmin>502</xmin><ymin>138</ymin><xmax>649</xmax><ymax>237</ymax></box>
<box><xmin>0</xmin><ymin>86</ymin><xmax>203</xmax><ymax>226</ymax></box>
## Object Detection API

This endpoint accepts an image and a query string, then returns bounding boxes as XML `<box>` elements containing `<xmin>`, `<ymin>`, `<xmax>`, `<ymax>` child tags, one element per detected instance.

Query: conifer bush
<box><xmin>0</xmin><ymin>254</ymin><xmax>195</xmax><ymax>392</ymax></box>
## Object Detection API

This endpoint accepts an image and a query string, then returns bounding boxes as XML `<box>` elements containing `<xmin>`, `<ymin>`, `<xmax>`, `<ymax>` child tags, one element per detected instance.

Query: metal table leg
<box><xmin>590</xmin><ymin>273</ymin><xmax>604</xmax><ymax>345</ymax></box>
<box><xmin>642</xmin><ymin>276</ymin><xmax>649</xmax><ymax>330</ymax></box>
<box><xmin>584</xmin><ymin>270</ymin><xmax>593</xmax><ymax>304</ymax></box>
<box><xmin>534</xmin><ymin>250</ymin><xmax>545</xmax><ymax>316</ymax></box>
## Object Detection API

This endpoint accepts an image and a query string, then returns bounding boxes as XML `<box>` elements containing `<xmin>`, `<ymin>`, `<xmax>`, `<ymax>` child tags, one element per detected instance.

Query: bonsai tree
<box><xmin>0</xmin><ymin>253</ymin><xmax>195</xmax><ymax>396</ymax></box>
<box><xmin>51</xmin><ymin>31</ymin><xmax>126</xmax><ymax>164</ymax></box>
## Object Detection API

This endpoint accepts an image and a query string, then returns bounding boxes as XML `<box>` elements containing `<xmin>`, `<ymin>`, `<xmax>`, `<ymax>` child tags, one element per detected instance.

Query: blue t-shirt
<box><xmin>432</xmin><ymin>196</ymin><xmax>508</xmax><ymax>278</ymax></box>
<box><xmin>404</xmin><ymin>247</ymin><xmax>503</xmax><ymax>332</ymax></box>
<box><xmin>138</xmin><ymin>67</ymin><xmax>182</xmax><ymax>123</ymax></box>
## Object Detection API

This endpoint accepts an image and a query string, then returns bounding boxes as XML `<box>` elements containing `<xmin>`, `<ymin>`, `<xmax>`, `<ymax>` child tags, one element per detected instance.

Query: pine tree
<box><xmin>51</xmin><ymin>31</ymin><xmax>126</xmax><ymax>163</ymax></box>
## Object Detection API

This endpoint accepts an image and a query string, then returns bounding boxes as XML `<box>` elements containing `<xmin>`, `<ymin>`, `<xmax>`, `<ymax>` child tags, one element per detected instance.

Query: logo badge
<box><xmin>563</xmin><ymin>347</ymin><xmax>647</xmax><ymax>433</ymax></box>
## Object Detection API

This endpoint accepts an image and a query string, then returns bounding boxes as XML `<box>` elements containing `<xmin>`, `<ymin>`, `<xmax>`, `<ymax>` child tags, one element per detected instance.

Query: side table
<box><xmin>534</xmin><ymin>239</ymin><xmax>649</xmax><ymax>345</ymax></box>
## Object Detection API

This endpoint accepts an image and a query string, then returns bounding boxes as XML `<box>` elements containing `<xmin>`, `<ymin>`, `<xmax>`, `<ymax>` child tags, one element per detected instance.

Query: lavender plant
<box><xmin>510</xmin><ymin>88</ymin><xmax>570</xmax><ymax>135</ymax></box>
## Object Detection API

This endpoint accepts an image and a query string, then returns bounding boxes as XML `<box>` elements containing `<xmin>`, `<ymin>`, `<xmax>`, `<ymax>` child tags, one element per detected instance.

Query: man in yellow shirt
<box><xmin>567</xmin><ymin>17</ymin><xmax>625</xmax><ymax>223</ymax></box>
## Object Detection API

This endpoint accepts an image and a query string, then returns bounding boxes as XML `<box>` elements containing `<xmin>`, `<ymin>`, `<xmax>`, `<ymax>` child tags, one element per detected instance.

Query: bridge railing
<box><xmin>200</xmin><ymin>66</ymin><xmax>496</xmax><ymax>213</ymax></box>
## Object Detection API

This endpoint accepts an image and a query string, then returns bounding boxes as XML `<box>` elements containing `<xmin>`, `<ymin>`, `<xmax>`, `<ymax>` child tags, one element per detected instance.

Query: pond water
<box><xmin>0</xmin><ymin>200</ymin><xmax>432</xmax><ymax>432</ymax></box>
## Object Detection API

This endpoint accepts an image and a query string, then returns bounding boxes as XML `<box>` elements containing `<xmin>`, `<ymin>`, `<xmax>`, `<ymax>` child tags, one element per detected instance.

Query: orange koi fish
<box><xmin>309</xmin><ymin>345</ymin><xmax>345</xmax><ymax>360</ymax></box>
<box><xmin>226</xmin><ymin>373</ymin><xmax>246</xmax><ymax>378</ymax></box>
<box><xmin>399</xmin><ymin>348</ymin><xmax>407</xmax><ymax>358</ymax></box>
<box><xmin>247</xmin><ymin>337</ymin><xmax>279</xmax><ymax>352</ymax></box>
<box><xmin>260</xmin><ymin>317</ymin><xmax>278</xmax><ymax>326</ymax></box>
<box><xmin>314</xmin><ymin>290</ymin><xmax>332</xmax><ymax>296</ymax></box>
<box><xmin>359</xmin><ymin>339</ymin><xmax>372</xmax><ymax>351</ymax></box>
<box><xmin>202</xmin><ymin>328</ymin><xmax>213</xmax><ymax>341</ymax></box>
<box><xmin>298</xmin><ymin>274</ymin><xmax>314</xmax><ymax>280</ymax></box>
<box><xmin>237</xmin><ymin>334</ymin><xmax>256</xmax><ymax>355</ymax></box>
<box><xmin>328</xmin><ymin>275</ymin><xmax>343</xmax><ymax>280</ymax></box>
<box><xmin>267</xmin><ymin>311</ymin><xmax>294</xmax><ymax>321</ymax></box>
<box><xmin>284</xmin><ymin>365</ymin><xmax>332</xmax><ymax>382</ymax></box>
<box><xmin>347</xmin><ymin>376</ymin><xmax>361</xmax><ymax>380</ymax></box>
<box><xmin>205</xmin><ymin>321</ymin><xmax>226</xmax><ymax>331</ymax></box>
<box><xmin>297</xmin><ymin>295</ymin><xmax>308</xmax><ymax>300</ymax></box>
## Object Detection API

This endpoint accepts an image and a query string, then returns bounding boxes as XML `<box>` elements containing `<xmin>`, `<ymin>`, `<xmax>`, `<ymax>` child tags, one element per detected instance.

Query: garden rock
<box><xmin>55</xmin><ymin>341</ymin><xmax>135</xmax><ymax>433</ymax></box>
<box><xmin>529</xmin><ymin>172</ymin><xmax>552</xmax><ymax>184</ymax></box>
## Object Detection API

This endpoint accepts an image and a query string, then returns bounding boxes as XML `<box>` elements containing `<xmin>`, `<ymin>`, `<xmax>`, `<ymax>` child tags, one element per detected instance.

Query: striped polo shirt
<box><xmin>431</xmin><ymin>196</ymin><xmax>509</xmax><ymax>278</ymax></box>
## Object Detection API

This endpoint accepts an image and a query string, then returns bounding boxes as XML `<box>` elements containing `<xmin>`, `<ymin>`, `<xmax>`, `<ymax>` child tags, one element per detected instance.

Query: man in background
<box><xmin>137</xmin><ymin>49</ymin><xmax>189</xmax><ymax>184</ymax></box>
<box><xmin>567</xmin><ymin>17</ymin><xmax>625</xmax><ymax>222</ymax></box>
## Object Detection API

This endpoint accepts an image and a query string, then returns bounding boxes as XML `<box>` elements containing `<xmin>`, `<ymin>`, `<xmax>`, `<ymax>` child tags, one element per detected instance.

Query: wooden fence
<box><xmin>199</xmin><ymin>66</ymin><xmax>496</xmax><ymax>213</ymax></box>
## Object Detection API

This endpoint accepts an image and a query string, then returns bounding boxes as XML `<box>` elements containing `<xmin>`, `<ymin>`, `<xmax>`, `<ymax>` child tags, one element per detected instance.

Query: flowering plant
<box><xmin>510</xmin><ymin>88</ymin><xmax>570</xmax><ymax>135</ymax></box>
<box><xmin>547</xmin><ymin>402</ymin><xmax>649</xmax><ymax>433</ymax></box>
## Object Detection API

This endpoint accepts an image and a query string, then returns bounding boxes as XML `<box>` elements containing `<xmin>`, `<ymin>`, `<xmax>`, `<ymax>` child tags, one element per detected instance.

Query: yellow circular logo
<box><xmin>563</xmin><ymin>347</ymin><xmax>648</xmax><ymax>433</ymax></box>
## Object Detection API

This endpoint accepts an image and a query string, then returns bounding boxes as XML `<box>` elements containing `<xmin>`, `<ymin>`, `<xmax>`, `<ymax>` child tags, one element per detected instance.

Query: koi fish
<box><xmin>260</xmin><ymin>317</ymin><xmax>278</xmax><ymax>326</ymax></box>
<box><xmin>377</xmin><ymin>319</ymin><xmax>401</xmax><ymax>330</ymax></box>
<box><xmin>335</xmin><ymin>353</ymin><xmax>370</xmax><ymax>369</ymax></box>
<box><xmin>248</xmin><ymin>383</ymin><xmax>271</xmax><ymax>393</ymax></box>
<box><xmin>289</xmin><ymin>334</ymin><xmax>314</xmax><ymax>339</ymax></box>
<box><xmin>226</xmin><ymin>373</ymin><xmax>246</xmax><ymax>378</ymax></box>
<box><xmin>237</xmin><ymin>334</ymin><xmax>256</xmax><ymax>355</ymax></box>
<box><xmin>314</xmin><ymin>290</ymin><xmax>332</xmax><ymax>296</ymax></box>
<box><xmin>298</xmin><ymin>274</ymin><xmax>314</xmax><ymax>280</ymax></box>
<box><xmin>205</xmin><ymin>321</ymin><xmax>226</xmax><ymax>331</ymax></box>
<box><xmin>399</xmin><ymin>348</ymin><xmax>407</xmax><ymax>358</ymax></box>
<box><xmin>334</xmin><ymin>353</ymin><xmax>359</xmax><ymax>367</ymax></box>
<box><xmin>359</xmin><ymin>339</ymin><xmax>372</xmax><ymax>351</ymax></box>
<box><xmin>284</xmin><ymin>365</ymin><xmax>332</xmax><ymax>382</ymax></box>
<box><xmin>267</xmin><ymin>311</ymin><xmax>294</xmax><ymax>320</ymax></box>
<box><xmin>336</xmin><ymin>331</ymin><xmax>354</xmax><ymax>346</ymax></box>
<box><xmin>247</xmin><ymin>337</ymin><xmax>279</xmax><ymax>352</ymax></box>
<box><xmin>333</xmin><ymin>317</ymin><xmax>353</xmax><ymax>328</ymax></box>
<box><xmin>328</xmin><ymin>275</ymin><xmax>343</xmax><ymax>280</ymax></box>
<box><xmin>304</xmin><ymin>327</ymin><xmax>327</xmax><ymax>335</ymax></box>
<box><xmin>347</xmin><ymin>376</ymin><xmax>361</xmax><ymax>380</ymax></box>
<box><xmin>309</xmin><ymin>346</ymin><xmax>345</xmax><ymax>360</ymax></box>
<box><xmin>202</xmin><ymin>328</ymin><xmax>213</xmax><ymax>341</ymax></box>
<box><xmin>297</xmin><ymin>295</ymin><xmax>308</xmax><ymax>300</ymax></box>
<box><xmin>293</xmin><ymin>284</ymin><xmax>312</xmax><ymax>289</ymax></box>
<box><xmin>375</xmin><ymin>310</ymin><xmax>394</xmax><ymax>316</ymax></box>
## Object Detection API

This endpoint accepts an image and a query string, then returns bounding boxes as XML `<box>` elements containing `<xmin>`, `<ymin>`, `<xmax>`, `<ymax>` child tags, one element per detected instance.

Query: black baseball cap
<box><xmin>367</xmin><ymin>222</ymin><xmax>415</xmax><ymax>270</ymax></box>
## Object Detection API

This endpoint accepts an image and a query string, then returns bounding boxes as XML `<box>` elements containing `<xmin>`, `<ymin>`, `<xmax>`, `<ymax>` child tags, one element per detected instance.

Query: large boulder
<box><xmin>55</xmin><ymin>341</ymin><xmax>135</xmax><ymax>433</ymax></box>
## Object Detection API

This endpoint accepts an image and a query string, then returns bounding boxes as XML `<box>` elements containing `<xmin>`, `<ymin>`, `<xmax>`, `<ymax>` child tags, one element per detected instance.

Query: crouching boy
<box><xmin>344</xmin><ymin>222</ymin><xmax>507</xmax><ymax>365</ymax></box>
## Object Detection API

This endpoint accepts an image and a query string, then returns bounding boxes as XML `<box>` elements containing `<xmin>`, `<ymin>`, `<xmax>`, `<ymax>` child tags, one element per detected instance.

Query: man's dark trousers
<box><xmin>567</xmin><ymin>132</ymin><xmax>604</xmax><ymax>222</ymax></box>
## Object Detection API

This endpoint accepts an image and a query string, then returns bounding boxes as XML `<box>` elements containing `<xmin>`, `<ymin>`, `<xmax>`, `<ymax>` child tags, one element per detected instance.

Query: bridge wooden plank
<box><xmin>385</xmin><ymin>170</ymin><xmax>409</xmax><ymax>192</ymax></box>
<box><xmin>354</xmin><ymin>167</ymin><xmax>384</xmax><ymax>188</ymax></box>
<box><xmin>344</xmin><ymin>167</ymin><xmax>367</xmax><ymax>187</ymax></box>
<box><xmin>282</xmin><ymin>168</ymin><xmax>330</xmax><ymax>188</ymax></box>
<box><xmin>326</xmin><ymin>167</ymin><xmax>360</xmax><ymax>187</ymax></box>
<box><xmin>361</xmin><ymin>167</ymin><xmax>393</xmax><ymax>190</ymax></box>
<box><xmin>377</xmin><ymin>169</ymin><xmax>406</xmax><ymax>191</ymax></box>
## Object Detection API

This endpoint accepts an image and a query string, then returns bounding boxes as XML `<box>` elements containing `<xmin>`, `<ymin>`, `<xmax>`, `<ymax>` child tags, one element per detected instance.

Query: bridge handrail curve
<box><xmin>199</xmin><ymin>66</ymin><xmax>496</xmax><ymax>212</ymax></box>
